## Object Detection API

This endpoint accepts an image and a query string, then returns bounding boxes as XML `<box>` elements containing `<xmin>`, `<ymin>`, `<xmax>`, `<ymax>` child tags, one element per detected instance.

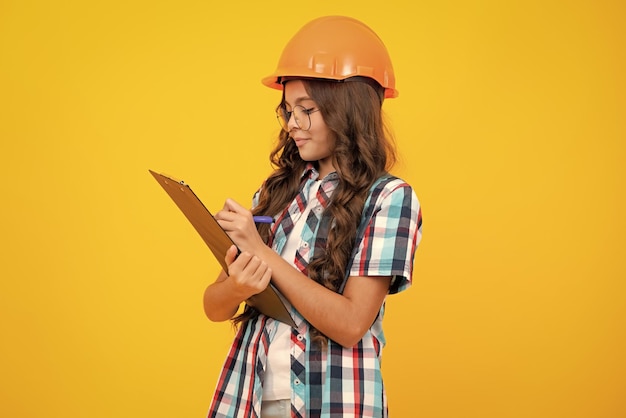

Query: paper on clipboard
<box><xmin>149</xmin><ymin>170</ymin><xmax>296</xmax><ymax>328</ymax></box>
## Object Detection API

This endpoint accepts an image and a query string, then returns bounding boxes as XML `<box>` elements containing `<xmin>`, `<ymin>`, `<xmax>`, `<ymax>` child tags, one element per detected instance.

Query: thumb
<box><xmin>224</xmin><ymin>244</ymin><xmax>239</xmax><ymax>265</ymax></box>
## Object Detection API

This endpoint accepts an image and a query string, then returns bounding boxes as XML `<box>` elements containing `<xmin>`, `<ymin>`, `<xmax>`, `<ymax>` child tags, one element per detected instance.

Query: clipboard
<box><xmin>149</xmin><ymin>170</ymin><xmax>296</xmax><ymax>328</ymax></box>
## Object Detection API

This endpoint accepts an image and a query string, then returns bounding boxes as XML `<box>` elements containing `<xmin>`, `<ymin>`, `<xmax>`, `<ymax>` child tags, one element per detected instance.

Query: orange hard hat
<box><xmin>262</xmin><ymin>16</ymin><xmax>398</xmax><ymax>98</ymax></box>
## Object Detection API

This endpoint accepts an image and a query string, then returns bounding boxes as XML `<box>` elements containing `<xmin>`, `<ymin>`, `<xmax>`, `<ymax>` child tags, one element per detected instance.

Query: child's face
<box><xmin>283</xmin><ymin>80</ymin><xmax>335</xmax><ymax>178</ymax></box>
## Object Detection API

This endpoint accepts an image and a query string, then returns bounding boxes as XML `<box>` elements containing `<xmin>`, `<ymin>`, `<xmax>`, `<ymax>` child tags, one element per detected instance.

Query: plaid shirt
<box><xmin>208</xmin><ymin>165</ymin><xmax>422</xmax><ymax>418</ymax></box>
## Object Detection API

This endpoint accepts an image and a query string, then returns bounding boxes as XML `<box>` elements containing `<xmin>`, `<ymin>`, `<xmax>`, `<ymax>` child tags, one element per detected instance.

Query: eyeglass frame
<box><xmin>276</xmin><ymin>104</ymin><xmax>320</xmax><ymax>132</ymax></box>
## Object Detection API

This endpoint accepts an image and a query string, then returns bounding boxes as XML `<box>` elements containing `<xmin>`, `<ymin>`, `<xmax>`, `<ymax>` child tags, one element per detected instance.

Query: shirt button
<box><xmin>297</xmin><ymin>334</ymin><xmax>304</xmax><ymax>341</ymax></box>
<box><xmin>294</xmin><ymin>379</ymin><xmax>301</xmax><ymax>385</ymax></box>
<box><xmin>302</xmin><ymin>242</ymin><xmax>309</xmax><ymax>248</ymax></box>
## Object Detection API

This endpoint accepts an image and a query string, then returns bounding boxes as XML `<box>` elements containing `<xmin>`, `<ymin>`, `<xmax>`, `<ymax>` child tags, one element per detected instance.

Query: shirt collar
<box><xmin>300</xmin><ymin>163</ymin><xmax>339</xmax><ymax>185</ymax></box>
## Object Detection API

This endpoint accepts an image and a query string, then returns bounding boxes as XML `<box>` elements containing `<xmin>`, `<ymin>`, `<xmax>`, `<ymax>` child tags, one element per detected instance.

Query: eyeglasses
<box><xmin>276</xmin><ymin>105</ymin><xmax>320</xmax><ymax>132</ymax></box>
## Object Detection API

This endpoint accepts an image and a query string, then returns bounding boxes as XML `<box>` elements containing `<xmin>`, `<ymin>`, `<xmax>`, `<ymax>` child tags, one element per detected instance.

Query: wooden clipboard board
<box><xmin>149</xmin><ymin>170</ymin><xmax>296</xmax><ymax>328</ymax></box>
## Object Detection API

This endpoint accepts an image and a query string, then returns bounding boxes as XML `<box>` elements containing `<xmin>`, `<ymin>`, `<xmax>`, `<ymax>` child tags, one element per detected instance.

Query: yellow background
<box><xmin>1</xmin><ymin>1</ymin><xmax>624</xmax><ymax>417</ymax></box>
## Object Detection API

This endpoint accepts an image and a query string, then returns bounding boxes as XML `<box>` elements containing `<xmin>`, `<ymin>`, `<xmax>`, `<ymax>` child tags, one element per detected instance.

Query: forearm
<box><xmin>203</xmin><ymin>276</ymin><xmax>243</xmax><ymax>322</ymax></box>
<box><xmin>257</xmin><ymin>246</ymin><xmax>388</xmax><ymax>347</ymax></box>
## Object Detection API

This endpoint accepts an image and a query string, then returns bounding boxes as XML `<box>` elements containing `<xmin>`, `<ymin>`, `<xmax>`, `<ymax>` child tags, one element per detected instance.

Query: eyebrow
<box><xmin>283</xmin><ymin>96</ymin><xmax>315</xmax><ymax>106</ymax></box>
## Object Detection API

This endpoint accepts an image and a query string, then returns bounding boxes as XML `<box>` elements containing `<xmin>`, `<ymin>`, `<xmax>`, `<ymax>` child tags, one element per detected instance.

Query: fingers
<box><xmin>238</xmin><ymin>252</ymin><xmax>271</xmax><ymax>283</ymax></box>
<box><xmin>218</xmin><ymin>198</ymin><xmax>248</xmax><ymax>221</ymax></box>
<box><xmin>222</xmin><ymin>198</ymin><xmax>246</xmax><ymax>213</ymax></box>
<box><xmin>248</xmin><ymin>256</ymin><xmax>272</xmax><ymax>285</ymax></box>
<box><xmin>215</xmin><ymin>199</ymin><xmax>252</xmax><ymax>232</ymax></box>
<box><xmin>214</xmin><ymin>209</ymin><xmax>236</xmax><ymax>223</ymax></box>
<box><xmin>215</xmin><ymin>200</ymin><xmax>264</xmax><ymax>254</ymax></box>
<box><xmin>258</xmin><ymin>264</ymin><xmax>272</xmax><ymax>288</ymax></box>
<box><xmin>227</xmin><ymin>251</ymin><xmax>272</xmax><ymax>298</ymax></box>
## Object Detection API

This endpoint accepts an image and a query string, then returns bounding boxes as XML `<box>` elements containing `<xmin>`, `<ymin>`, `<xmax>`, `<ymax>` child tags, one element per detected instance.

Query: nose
<box><xmin>287</xmin><ymin>111</ymin><xmax>299</xmax><ymax>131</ymax></box>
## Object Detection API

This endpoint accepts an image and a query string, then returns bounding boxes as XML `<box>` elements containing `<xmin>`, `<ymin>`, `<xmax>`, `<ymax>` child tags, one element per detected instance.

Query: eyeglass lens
<box><xmin>276</xmin><ymin>105</ymin><xmax>312</xmax><ymax>132</ymax></box>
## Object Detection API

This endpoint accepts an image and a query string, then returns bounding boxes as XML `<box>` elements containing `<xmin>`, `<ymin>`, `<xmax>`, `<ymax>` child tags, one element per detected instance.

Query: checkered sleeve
<box><xmin>349</xmin><ymin>179</ymin><xmax>422</xmax><ymax>294</ymax></box>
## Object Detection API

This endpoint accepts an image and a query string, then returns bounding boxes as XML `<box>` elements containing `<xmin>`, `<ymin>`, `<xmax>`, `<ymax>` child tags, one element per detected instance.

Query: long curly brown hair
<box><xmin>234</xmin><ymin>78</ymin><xmax>397</xmax><ymax>345</ymax></box>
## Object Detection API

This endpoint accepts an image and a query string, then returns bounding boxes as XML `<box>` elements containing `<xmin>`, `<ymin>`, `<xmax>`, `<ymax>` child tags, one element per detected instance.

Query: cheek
<box><xmin>324</xmin><ymin>129</ymin><xmax>336</xmax><ymax>152</ymax></box>
<box><xmin>326</xmin><ymin>135</ymin><xmax>336</xmax><ymax>153</ymax></box>
<box><xmin>315</xmin><ymin>124</ymin><xmax>333</xmax><ymax>147</ymax></box>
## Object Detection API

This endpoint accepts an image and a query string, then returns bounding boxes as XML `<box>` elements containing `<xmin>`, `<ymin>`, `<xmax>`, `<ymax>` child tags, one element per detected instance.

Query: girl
<box><xmin>204</xmin><ymin>16</ymin><xmax>423</xmax><ymax>418</ymax></box>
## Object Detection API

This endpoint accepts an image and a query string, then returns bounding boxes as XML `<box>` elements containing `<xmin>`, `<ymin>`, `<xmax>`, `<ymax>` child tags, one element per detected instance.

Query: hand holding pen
<box><xmin>215</xmin><ymin>199</ymin><xmax>273</xmax><ymax>254</ymax></box>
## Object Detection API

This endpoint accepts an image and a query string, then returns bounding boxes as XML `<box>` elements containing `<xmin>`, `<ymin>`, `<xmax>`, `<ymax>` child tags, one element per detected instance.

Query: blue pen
<box><xmin>253</xmin><ymin>216</ymin><xmax>274</xmax><ymax>224</ymax></box>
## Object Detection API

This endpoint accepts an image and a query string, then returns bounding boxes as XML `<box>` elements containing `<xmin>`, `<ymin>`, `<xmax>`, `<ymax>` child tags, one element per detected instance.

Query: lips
<box><xmin>292</xmin><ymin>137</ymin><xmax>309</xmax><ymax>147</ymax></box>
